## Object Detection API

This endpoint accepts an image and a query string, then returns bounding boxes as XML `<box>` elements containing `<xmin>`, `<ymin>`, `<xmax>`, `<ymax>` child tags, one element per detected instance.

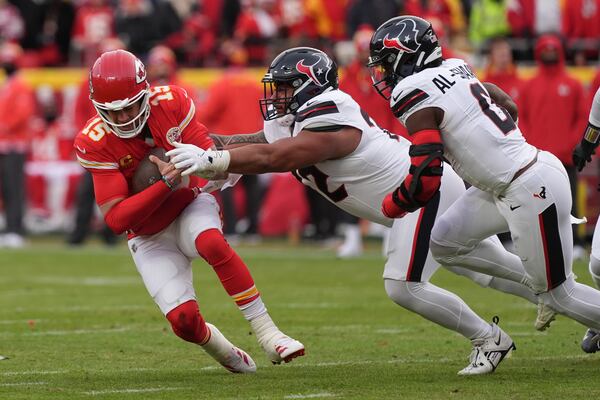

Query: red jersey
<box><xmin>74</xmin><ymin>85</ymin><xmax>213</xmax><ymax>235</ymax></box>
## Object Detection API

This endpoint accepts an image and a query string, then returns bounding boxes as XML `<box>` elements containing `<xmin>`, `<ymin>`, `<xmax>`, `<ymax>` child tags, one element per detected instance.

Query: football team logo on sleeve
<box><xmin>166</xmin><ymin>126</ymin><xmax>182</xmax><ymax>145</ymax></box>
<box><xmin>295</xmin><ymin>55</ymin><xmax>332</xmax><ymax>87</ymax></box>
<box><xmin>382</xmin><ymin>19</ymin><xmax>421</xmax><ymax>53</ymax></box>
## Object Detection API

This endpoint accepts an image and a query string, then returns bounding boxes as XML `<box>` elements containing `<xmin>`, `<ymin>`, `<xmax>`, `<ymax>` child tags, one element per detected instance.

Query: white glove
<box><xmin>166</xmin><ymin>142</ymin><xmax>231</xmax><ymax>178</ymax></box>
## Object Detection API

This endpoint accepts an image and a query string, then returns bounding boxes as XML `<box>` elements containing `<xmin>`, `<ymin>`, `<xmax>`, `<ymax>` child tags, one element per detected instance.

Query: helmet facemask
<box><xmin>260</xmin><ymin>75</ymin><xmax>323</xmax><ymax>121</ymax></box>
<box><xmin>367</xmin><ymin>54</ymin><xmax>399</xmax><ymax>100</ymax></box>
<box><xmin>92</xmin><ymin>84</ymin><xmax>150</xmax><ymax>139</ymax></box>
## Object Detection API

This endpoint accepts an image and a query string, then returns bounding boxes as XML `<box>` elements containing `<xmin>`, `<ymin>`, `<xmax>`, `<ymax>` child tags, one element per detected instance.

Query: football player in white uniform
<box><xmin>572</xmin><ymin>85</ymin><xmax>600</xmax><ymax>353</ymax></box>
<box><xmin>166</xmin><ymin>47</ymin><xmax>545</xmax><ymax>375</ymax></box>
<box><xmin>366</xmin><ymin>15</ymin><xmax>600</xmax><ymax>367</ymax></box>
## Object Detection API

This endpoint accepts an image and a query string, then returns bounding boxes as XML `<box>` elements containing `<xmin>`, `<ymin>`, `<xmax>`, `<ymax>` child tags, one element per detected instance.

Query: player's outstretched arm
<box><xmin>168</xmin><ymin>127</ymin><xmax>361</xmax><ymax>176</ymax></box>
<box><xmin>210</xmin><ymin>130</ymin><xmax>267</xmax><ymax>150</ymax></box>
<box><xmin>382</xmin><ymin>107</ymin><xmax>444</xmax><ymax>219</ymax></box>
<box><xmin>573</xmin><ymin>87</ymin><xmax>600</xmax><ymax>171</ymax></box>
<box><xmin>483</xmin><ymin>82</ymin><xmax>518</xmax><ymax>122</ymax></box>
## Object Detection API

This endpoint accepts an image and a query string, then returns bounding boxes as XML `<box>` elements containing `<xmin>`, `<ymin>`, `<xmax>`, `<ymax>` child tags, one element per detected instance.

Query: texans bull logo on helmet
<box><xmin>295</xmin><ymin>55</ymin><xmax>332</xmax><ymax>87</ymax></box>
<box><xmin>382</xmin><ymin>19</ymin><xmax>422</xmax><ymax>53</ymax></box>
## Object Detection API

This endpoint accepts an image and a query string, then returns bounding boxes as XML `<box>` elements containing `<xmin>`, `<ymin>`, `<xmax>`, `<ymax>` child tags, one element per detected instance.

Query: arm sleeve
<box><xmin>93</xmin><ymin>172</ymin><xmax>174</xmax><ymax>234</ymax></box>
<box><xmin>130</xmin><ymin>188</ymin><xmax>196</xmax><ymax>236</ymax></box>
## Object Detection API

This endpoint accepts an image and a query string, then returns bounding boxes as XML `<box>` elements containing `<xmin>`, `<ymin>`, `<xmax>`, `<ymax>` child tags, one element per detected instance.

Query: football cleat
<box><xmin>458</xmin><ymin>316</ymin><xmax>516</xmax><ymax>376</ymax></box>
<box><xmin>259</xmin><ymin>331</ymin><xmax>305</xmax><ymax>364</ymax></box>
<box><xmin>202</xmin><ymin>323</ymin><xmax>256</xmax><ymax>373</ymax></box>
<box><xmin>581</xmin><ymin>329</ymin><xmax>600</xmax><ymax>354</ymax></box>
<box><xmin>534</xmin><ymin>301</ymin><xmax>557</xmax><ymax>331</ymax></box>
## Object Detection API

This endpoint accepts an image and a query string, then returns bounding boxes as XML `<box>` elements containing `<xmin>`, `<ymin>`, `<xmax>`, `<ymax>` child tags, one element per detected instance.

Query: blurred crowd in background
<box><xmin>0</xmin><ymin>0</ymin><xmax>599</xmax><ymax>258</ymax></box>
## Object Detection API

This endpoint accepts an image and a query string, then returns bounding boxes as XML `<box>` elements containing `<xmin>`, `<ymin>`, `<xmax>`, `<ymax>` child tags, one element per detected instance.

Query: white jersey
<box><xmin>391</xmin><ymin>58</ymin><xmax>538</xmax><ymax>195</ymax></box>
<box><xmin>264</xmin><ymin>90</ymin><xmax>410</xmax><ymax>227</ymax></box>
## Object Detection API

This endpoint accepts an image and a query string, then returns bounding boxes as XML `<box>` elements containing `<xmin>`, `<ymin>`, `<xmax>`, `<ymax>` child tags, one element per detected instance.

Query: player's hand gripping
<box><xmin>149</xmin><ymin>154</ymin><xmax>182</xmax><ymax>189</ymax></box>
<box><xmin>166</xmin><ymin>142</ymin><xmax>230</xmax><ymax>179</ymax></box>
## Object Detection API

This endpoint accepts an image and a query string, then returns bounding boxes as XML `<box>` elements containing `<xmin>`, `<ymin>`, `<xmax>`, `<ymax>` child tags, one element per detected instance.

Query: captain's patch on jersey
<box><xmin>296</xmin><ymin>101</ymin><xmax>339</xmax><ymax>122</ymax></box>
<box><xmin>392</xmin><ymin>89</ymin><xmax>430</xmax><ymax>118</ymax></box>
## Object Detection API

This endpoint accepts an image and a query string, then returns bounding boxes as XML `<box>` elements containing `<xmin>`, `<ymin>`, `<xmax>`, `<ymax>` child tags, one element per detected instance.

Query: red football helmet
<box><xmin>89</xmin><ymin>49</ymin><xmax>150</xmax><ymax>138</ymax></box>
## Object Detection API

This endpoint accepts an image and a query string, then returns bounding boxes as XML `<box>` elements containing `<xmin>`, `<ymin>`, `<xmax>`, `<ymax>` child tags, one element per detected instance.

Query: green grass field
<box><xmin>0</xmin><ymin>239</ymin><xmax>599</xmax><ymax>399</ymax></box>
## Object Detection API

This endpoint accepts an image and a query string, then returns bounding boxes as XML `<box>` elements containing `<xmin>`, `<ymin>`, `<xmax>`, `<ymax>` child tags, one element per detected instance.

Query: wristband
<box><xmin>208</xmin><ymin>150</ymin><xmax>231</xmax><ymax>172</ymax></box>
<box><xmin>584</xmin><ymin>124</ymin><xmax>600</xmax><ymax>145</ymax></box>
<box><xmin>161</xmin><ymin>175</ymin><xmax>176</xmax><ymax>190</ymax></box>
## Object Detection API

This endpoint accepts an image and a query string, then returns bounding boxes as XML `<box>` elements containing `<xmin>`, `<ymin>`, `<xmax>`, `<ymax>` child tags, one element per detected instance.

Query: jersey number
<box><xmin>295</xmin><ymin>166</ymin><xmax>348</xmax><ymax>202</ymax></box>
<box><xmin>82</xmin><ymin>118</ymin><xmax>110</xmax><ymax>142</ymax></box>
<box><xmin>470</xmin><ymin>83</ymin><xmax>516</xmax><ymax>135</ymax></box>
<box><xmin>149</xmin><ymin>86</ymin><xmax>174</xmax><ymax>106</ymax></box>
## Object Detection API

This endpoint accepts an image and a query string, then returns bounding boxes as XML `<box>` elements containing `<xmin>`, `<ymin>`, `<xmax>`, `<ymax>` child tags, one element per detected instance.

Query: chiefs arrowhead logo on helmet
<box><xmin>295</xmin><ymin>55</ymin><xmax>332</xmax><ymax>87</ymax></box>
<box><xmin>382</xmin><ymin>19</ymin><xmax>421</xmax><ymax>53</ymax></box>
<box><xmin>135</xmin><ymin>58</ymin><xmax>146</xmax><ymax>84</ymax></box>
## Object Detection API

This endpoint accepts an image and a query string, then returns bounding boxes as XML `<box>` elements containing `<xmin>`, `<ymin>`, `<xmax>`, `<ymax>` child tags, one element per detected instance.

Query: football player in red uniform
<box><xmin>74</xmin><ymin>50</ymin><xmax>304</xmax><ymax>373</ymax></box>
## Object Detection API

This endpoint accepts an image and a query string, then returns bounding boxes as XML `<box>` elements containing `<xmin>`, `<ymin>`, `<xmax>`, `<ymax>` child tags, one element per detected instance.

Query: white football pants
<box><xmin>431</xmin><ymin>151</ymin><xmax>600</xmax><ymax>330</ymax></box>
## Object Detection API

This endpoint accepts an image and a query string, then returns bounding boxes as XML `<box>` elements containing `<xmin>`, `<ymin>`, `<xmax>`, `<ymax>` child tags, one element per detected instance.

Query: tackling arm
<box><xmin>168</xmin><ymin>127</ymin><xmax>361</xmax><ymax>175</ymax></box>
<box><xmin>573</xmin><ymin>87</ymin><xmax>600</xmax><ymax>171</ymax></box>
<box><xmin>382</xmin><ymin>107</ymin><xmax>444</xmax><ymax>218</ymax></box>
<box><xmin>210</xmin><ymin>130</ymin><xmax>267</xmax><ymax>149</ymax></box>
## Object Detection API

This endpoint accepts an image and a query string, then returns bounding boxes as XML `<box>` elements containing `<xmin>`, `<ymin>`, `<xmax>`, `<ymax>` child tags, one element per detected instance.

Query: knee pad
<box><xmin>195</xmin><ymin>229</ymin><xmax>234</xmax><ymax>267</ymax></box>
<box><xmin>166</xmin><ymin>300</ymin><xmax>209</xmax><ymax>344</ymax></box>
<box><xmin>590</xmin><ymin>255</ymin><xmax>600</xmax><ymax>289</ymax></box>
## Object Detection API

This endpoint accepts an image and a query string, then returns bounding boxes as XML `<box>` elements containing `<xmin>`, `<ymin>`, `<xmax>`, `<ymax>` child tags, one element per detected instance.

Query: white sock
<box><xmin>239</xmin><ymin>296</ymin><xmax>267</xmax><ymax>321</ymax></box>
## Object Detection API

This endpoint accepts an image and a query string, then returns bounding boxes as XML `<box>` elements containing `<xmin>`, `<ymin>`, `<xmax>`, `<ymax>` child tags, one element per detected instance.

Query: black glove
<box><xmin>573</xmin><ymin>140</ymin><xmax>596</xmax><ymax>171</ymax></box>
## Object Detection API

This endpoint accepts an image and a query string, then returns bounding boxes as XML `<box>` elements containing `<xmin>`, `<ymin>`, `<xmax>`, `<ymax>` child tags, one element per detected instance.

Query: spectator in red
<box><xmin>0</xmin><ymin>43</ymin><xmax>36</xmax><ymax>248</ymax></box>
<box><xmin>71</xmin><ymin>0</ymin><xmax>115</xmax><ymax>66</ymax></box>
<box><xmin>519</xmin><ymin>34</ymin><xmax>588</xmax><ymax>257</ymax></box>
<box><xmin>0</xmin><ymin>0</ymin><xmax>24</xmax><ymax>44</ymax></box>
<box><xmin>304</xmin><ymin>0</ymin><xmax>347</xmax><ymax>42</ymax></box>
<box><xmin>164</xmin><ymin>4</ymin><xmax>218</xmax><ymax>67</ymax></box>
<box><xmin>146</xmin><ymin>44</ymin><xmax>198</xmax><ymax>103</ymax></box>
<box><xmin>482</xmin><ymin>37</ymin><xmax>524</xmax><ymax>109</ymax></box>
<box><xmin>508</xmin><ymin>0</ymin><xmax>563</xmax><ymax>38</ymax></box>
<box><xmin>562</xmin><ymin>0</ymin><xmax>600</xmax><ymax>64</ymax></box>
<box><xmin>234</xmin><ymin>0</ymin><xmax>280</xmax><ymax>65</ymax></box>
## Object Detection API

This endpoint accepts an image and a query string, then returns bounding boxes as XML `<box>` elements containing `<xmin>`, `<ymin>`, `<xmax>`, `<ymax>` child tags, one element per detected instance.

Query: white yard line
<box><xmin>28</xmin><ymin>276</ymin><xmax>140</xmax><ymax>286</ymax></box>
<box><xmin>1</xmin><ymin>370</ymin><xmax>67</xmax><ymax>376</ymax></box>
<box><xmin>26</xmin><ymin>327</ymin><xmax>132</xmax><ymax>336</ymax></box>
<box><xmin>0</xmin><ymin>319</ymin><xmax>45</xmax><ymax>325</ymax></box>
<box><xmin>84</xmin><ymin>387</ymin><xmax>185</xmax><ymax>396</ymax></box>
<box><xmin>0</xmin><ymin>381</ymin><xmax>46</xmax><ymax>387</ymax></box>
<box><xmin>285</xmin><ymin>393</ymin><xmax>336</xmax><ymax>399</ymax></box>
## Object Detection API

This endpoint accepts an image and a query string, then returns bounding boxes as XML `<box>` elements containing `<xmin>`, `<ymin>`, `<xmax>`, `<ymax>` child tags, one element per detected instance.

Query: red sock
<box><xmin>195</xmin><ymin>229</ymin><xmax>260</xmax><ymax>307</ymax></box>
<box><xmin>166</xmin><ymin>300</ymin><xmax>210</xmax><ymax>345</ymax></box>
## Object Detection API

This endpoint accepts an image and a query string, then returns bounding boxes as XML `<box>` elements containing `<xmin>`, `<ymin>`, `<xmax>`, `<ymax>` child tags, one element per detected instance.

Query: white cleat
<box><xmin>458</xmin><ymin>316</ymin><xmax>515</xmax><ymax>376</ymax></box>
<box><xmin>259</xmin><ymin>331</ymin><xmax>305</xmax><ymax>364</ymax></box>
<box><xmin>534</xmin><ymin>301</ymin><xmax>557</xmax><ymax>331</ymax></box>
<box><xmin>202</xmin><ymin>323</ymin><xmax>256</xmax><ymax>373</ymax></box>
